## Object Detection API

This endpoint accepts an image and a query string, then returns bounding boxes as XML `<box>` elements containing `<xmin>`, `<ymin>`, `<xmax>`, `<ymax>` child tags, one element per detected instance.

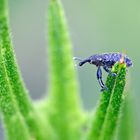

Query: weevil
<box><xmin>74</xmin><ymin>52</ymin><xmax>132</xmax><ymax>91</ymax></box>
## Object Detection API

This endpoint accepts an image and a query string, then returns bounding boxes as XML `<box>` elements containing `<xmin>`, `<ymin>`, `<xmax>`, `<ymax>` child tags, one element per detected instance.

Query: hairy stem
<box><xmin>0</xmin><ymin>42</ymin><xmax>31</xmax><ymax>140</ymax></box>
<box><xmin>0</xmin><ymin>0</ymin><xmax>51</xmax><ymax>139</ymax></box>
<box><xmin>87</xmin><ymin>63</ymin><xmax>119</xmax><ymax>140</ymax></box>
<box><xmin>47</xmin><ymin>0</ymin><xmax>82</xmax><ymax>139</ymax></box>
<box><xmin>99</xmin><ymin>64</ymin><xmax>126</xmax><ymax>140</ymax></box>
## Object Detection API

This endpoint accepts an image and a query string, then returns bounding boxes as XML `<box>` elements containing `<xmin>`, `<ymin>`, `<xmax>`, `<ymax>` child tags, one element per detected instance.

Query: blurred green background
<box><xmin>0</xmin><ymin>0</ymin><xmax>139</xmax><ymax>139</ymax></box>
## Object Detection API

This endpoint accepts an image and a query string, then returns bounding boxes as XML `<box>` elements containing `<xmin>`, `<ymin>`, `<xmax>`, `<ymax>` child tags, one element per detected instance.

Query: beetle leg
<box><xmin>103</xmin><ymin>65</ymin><xmax>117</xmax><ymax>76</ymax></box>
<box><xmin>97</xmin><ymin>67</ymin><xmax>107</xmax><ymax>91</ymax></box>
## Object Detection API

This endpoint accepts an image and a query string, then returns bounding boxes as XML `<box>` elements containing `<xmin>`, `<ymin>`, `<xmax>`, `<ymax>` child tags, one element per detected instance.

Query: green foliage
<box><xmin>99</xmin><ymin>64</ymin><xmax>126</xmax><ymax>140</ymax></box>
<box><xmin>0</xmin><ymin>0</ymin><xmax>53</xmax><ymax>139</ymax></box>
<box><xmin>47</xmin><ymin>0</ymin><xmax>83</xmax><ymax>139</ymax></box>
<box><xmin>116</xmin><ymin>94</ymin><xmax>136</xmax><ymax>140</ymax></box>
<box><xmin>0</xmin><ymin>0</ymin><xmax>134</xmax><ymax>140</ymax></box>
<box><xmin>86</xmin><ymin>63</ymin><xmax>119</xmax><ymax>140</ymax></box>
<box><xmin>0</xmin><ymin>42</ymin><xmax>31</xmax><ymax>140</ymax></box>
<box><xmin>87</xmin><ymin>63</ymin><xmax>126</xmax><ymax>140</ymax></box>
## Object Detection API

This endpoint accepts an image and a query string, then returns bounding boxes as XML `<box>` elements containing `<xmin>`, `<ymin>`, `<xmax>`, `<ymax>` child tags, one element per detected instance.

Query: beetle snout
<box><xmin>79</xmin><ymin>62</ymin><xmax>84</xmax><ymax>66</ymax></box>
<box><xmin>79</xmin><ymin>61</ymin><xmax>87</xmax><ymax>66</ymax></box>
<box><xmin>78</xmin><ymin>59</ymin><xmax>90</xmax><ymax>66</ymax></box>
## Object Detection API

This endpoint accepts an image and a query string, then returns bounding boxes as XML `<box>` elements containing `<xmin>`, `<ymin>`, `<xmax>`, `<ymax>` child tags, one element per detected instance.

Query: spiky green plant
<box><xmin>0</xmin><ymin>0</ymin><xmax>134</xmax><ymax>140</ymax></box>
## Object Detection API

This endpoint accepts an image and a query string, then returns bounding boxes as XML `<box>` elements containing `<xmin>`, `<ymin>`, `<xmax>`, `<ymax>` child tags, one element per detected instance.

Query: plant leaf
<box><xmin>115</xmin><ymin>94</ymin><xmax>136</xmax><ymax>140</ymax></box>
<box><xmin>87</xmin><ymin>63</ymin><xmax>120</xmax><ymax>140</ymax></box>
<box><xmin>99</xmin><ymin>63</ymin><xmax>126</xmax><ymax>140</ymax></box>
<box><xmin>0</xmin><ymin>0</ymin><xmax>52</xmax><ymax>139</ymax></box>
<box><xmin>47</xmin><ymin>0</ymin><xmax>82</xmax><ymax>139</ymax></box>
<box><xmin>0</xmin><ymin>42</ymin><xmax>31</xmax><ymax>140</ymax></box>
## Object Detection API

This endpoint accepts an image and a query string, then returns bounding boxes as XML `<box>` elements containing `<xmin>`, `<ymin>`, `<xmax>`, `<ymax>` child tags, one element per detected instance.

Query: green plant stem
<box><xmin>0</xmin><ymin>0</ymin><xmax>32</xmax><ymax>117</ymax></box>
<box><xmin>116</xmin><ymin>94</ymin><xmax>135</xmax><ymax>140</ymax></box>
<box><xmin>47</xmin><ymin>0</ymin><xmax>82</xmax><ymax>139</ymax></box>
<box><xmin>0</xmin><ymin>43</ymin><xmax>31</xmax><ymax>140</ymax></box>
<box><xmin>99</xmin><ymin>64</ymin><xmax>126</xmax><ymax>140</ymax></box>
<box><xmin>87</xmin><ymin>63</ymin><xmax>119</xmax><ymax>140</ymax></box>
<box><xmin>0</xmin><ymin>0</ymin><xmax>51</xmax><ymax>139</ymax></box>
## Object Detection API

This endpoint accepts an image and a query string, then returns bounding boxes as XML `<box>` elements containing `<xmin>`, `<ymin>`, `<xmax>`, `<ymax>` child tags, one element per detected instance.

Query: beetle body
<box><xmin>79</xmin><ymin>52</ymin><xmax>132</xmax><ymax>68</ymax></box>
<box><xmin>74</xmin><ymin>52</ymin><xmax>132</xmax><ymax>91</ymax></box>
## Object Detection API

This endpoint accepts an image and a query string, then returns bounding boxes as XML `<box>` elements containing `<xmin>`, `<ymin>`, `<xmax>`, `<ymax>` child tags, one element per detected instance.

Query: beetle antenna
<box><xmin>73</xmin><ymin>57</ymin><xmax>83</xmax><ymax>67</ymax></box>
<box><xmin>73</xmin><ymin>57</ymin><xmax>83</xmax><ymax>61</ymax></box>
